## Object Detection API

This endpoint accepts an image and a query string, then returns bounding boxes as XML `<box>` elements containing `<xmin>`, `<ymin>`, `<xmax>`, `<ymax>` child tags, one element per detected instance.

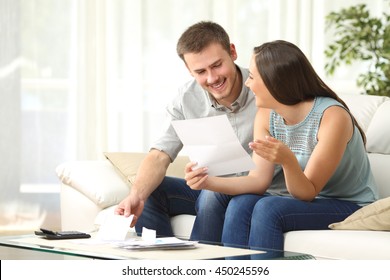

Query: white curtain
<box><xmin>105</xmin><ymin>0</ymin><xmax>323</xmax><ymax>154</ymax></box>
<box><xmin>0</xmin><ymin>0</ymin><xmax>386</xmax><ymax>230</ymax></box>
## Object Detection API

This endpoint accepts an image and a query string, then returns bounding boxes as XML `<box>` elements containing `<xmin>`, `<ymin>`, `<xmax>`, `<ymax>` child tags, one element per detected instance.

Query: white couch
<box><xmin>56</xmin><ymin>94</ymin><xmax>390</xmax><ymax>260</ymax></box>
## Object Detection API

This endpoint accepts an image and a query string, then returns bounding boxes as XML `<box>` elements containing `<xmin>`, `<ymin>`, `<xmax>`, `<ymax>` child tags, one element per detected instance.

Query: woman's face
<box><xmin>245</xmin><ymin>54</ymin><xmax>274</xmax><ymax>108</ymax></box>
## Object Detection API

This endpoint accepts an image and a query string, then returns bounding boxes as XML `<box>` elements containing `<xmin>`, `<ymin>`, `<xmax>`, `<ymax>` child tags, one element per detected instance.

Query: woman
<box><xmin>184</xmin><ymin>40</ymin><xmax>378</xmax><ymax>258</ymax></box>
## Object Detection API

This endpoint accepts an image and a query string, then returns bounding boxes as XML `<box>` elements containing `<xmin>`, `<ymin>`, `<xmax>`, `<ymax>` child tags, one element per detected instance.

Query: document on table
<box><xmin>97</xmin><ymin>214</ymin><xmax>134</xmax><ymax>241</ymax></box>
<box><xmin>171</xmin><ymin>115</ymin><xmax>255</xmax><ymax>176</ymax></box>
<box><xmin>117</xmin><ymin>237</ymin><xmax>198</xmax><ymax>250</ymax></box>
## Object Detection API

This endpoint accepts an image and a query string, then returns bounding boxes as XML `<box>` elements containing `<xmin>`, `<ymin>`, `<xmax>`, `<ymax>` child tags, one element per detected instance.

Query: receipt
<box><xmin>141</xmin><ymin>227</ymin><xmax>156</xmax><ymax>242</ymax></box>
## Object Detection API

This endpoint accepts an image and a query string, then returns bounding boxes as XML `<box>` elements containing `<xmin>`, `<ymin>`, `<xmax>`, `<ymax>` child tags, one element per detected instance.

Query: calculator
<box><xmin>35</xmin><ymin>228</ymin><xmax>91</xmax><ymax>240</ymax></box>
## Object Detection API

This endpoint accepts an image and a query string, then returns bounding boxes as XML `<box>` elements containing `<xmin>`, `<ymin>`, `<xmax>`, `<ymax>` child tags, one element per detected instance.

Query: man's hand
<box><xmin>114</xmin><ymin>149</ymin><xmax>171</xmax><ymax>227</ymax></box>
<box><xmin>115</xmin><ymin>192</ymin><xmax>145</xmax><ymax>228</ymax></box>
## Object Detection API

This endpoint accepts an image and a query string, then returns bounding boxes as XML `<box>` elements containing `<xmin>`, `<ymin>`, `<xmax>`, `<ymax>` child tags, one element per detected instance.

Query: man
<box><xmin>115</xmin><ymin>21</ymin><xmax>257</xmax><ymax>243</ymax></box>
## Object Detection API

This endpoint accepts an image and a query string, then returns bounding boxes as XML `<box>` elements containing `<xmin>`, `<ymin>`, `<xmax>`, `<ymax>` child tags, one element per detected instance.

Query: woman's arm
<box><xmin>251</xmin><ymin>106</ymin><xmax>353</xmax><ymax>201</ymax></box>
<box><xmin>291</xmin><ymin>106</ymin><xmax>353</xmax><ymax>200</ymax></box>
<box><xmin>184</xmin><ymin>109</ymin><xmax>275</xmax><ymax>195</ymax></box>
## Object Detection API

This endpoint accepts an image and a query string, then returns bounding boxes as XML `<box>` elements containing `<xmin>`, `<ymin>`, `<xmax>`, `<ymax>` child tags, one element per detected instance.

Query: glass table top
<box><xmin>0</xmin><ymin>234</ymin><xmax>315</xmax><ymax>260</ymax></box>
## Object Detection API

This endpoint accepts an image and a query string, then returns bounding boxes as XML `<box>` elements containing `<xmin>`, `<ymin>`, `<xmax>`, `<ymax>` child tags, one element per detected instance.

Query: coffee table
<box><xmin>0</xmin><ymin>234</ymin><xmax>315</xmax><ymax>260</ymax></box>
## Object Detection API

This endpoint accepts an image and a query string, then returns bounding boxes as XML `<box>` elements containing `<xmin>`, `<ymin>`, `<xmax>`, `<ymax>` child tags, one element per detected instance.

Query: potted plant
<box><xmin>324</xmin><ymin>3</ymin><xmax>390</xmax><ymax>97</ymax></box>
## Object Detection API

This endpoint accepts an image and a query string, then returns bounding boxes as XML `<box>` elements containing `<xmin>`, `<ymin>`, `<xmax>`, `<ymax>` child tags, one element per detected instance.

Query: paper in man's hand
<box><xmin>171</xmin><ymin>115</ymin><xmax>255</xmax><ymax>176</ymax></box>
<box><xmin>97</xmin><ymin>214</ymin><xmax>134</xmax><ymax>241</ymax></box>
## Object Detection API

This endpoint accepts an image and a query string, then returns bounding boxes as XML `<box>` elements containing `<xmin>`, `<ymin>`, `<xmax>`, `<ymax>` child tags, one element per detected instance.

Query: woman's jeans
<box><xmin>221</xmin><ymin>194</ymin><xmax>361</xmax><ymax>259</ymax></box>
<box><xmin>135</xmin><ymin>176</ymin><xmax>232</xmax><ymax>243</ymax></box>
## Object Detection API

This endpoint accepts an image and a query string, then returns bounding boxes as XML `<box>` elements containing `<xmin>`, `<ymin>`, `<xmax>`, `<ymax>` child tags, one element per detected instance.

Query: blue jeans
<box><xmin>135</xmin><ymin>176</ymin><xmax>232</xmax><ymax>243</ymax></box>
<box><xmin>191</xmin><ymin>189</ymin><xmax>232</xmax><ymax>242</ymax></box>
<box><xmin>221</xmin><ymin>194</ymin><xmax>361</xmax><ymax>259</ymax></box>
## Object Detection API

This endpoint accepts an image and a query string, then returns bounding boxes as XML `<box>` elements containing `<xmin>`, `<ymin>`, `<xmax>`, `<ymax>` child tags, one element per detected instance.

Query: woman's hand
<box><xmin>184</xmin><ymin>162</ymin><xmax>208</xmax><ymax>190</ymax></box>
<box><xmin>249</xmin><ymin>135</ymin><xmax>294</xmax><ymax>165</ymax></box>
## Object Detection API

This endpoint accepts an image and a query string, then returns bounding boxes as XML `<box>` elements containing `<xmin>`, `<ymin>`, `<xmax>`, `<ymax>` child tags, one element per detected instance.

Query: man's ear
<box><xmin>230</xmin><ymin>43</ymin><xmax>238</xmax><ymax>61</ymax></box>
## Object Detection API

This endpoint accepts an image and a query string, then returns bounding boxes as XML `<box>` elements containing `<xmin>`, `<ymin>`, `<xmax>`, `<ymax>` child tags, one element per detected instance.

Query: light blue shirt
<box><xmin>269</xmin><ymin>96</ymin><xmax>378</xmax><ymax>206</ymax></box>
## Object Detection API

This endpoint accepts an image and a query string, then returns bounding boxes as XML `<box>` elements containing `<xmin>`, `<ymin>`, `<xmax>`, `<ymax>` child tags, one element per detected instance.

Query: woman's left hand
<box><xmin>184</xmin><ymin>162</ymin><xmax>209</xmax><ymax>190</ymax></box>
<box><xmin>249</xmin><ymin>135</ymin><xmax>294</xmax><ymax>165</ymax></box>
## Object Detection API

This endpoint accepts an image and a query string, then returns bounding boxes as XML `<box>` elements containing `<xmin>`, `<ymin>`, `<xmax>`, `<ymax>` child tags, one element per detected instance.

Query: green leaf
<box><xmin>324</xmin><ymin>3</ymin><xmax>390</xmax><ymax>96</ymax></box>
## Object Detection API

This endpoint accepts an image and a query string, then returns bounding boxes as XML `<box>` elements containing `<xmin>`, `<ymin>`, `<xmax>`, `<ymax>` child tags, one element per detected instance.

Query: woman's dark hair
<box><xmin>253</xmin><ymin>40</ymin><xmax>366</xmax><ymax>144</ymax></box>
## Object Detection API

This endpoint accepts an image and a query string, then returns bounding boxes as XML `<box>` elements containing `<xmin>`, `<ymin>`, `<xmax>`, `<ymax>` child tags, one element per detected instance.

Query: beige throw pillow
<box><xmin>104</xmin><ymin>152</ymin><xmax>147</xmax><ymax>186</ymax></box>
<box><xmin>329</xmin><ymin>197</ymin><xmax>390</xmax><ymax>231</ymax></box>
<box><xmin>104</xmin><ymin>152</ymin><xmax>189</xmax><ymax>186</ymax></box>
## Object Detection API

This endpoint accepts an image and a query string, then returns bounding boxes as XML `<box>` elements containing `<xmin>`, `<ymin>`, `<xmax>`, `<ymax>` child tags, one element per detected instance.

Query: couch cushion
<box><xmin>339</xmin><ymin>94</ymin><xmax>388</xmax><ymax>132</ymax></box>
<box><xmin>366</xmin><ymin>100</ymin><xmax>390</xmax><ymax>154</ymax></box>
<box><xmin>56</xmin><ymin>160</ymin><xmax>130</xmax><ymax>208</ymax></box>
<box><xmin>104</xmin><ymin>152</ymin><xmax>189</xmax><ymax>182</ymax></box>
<box><xmin>329</xmin><ymin>197</ymin><xmax>390</xmax><ymax>231</ymax></box>
<box><xmin>170</xmin><ymin>214</ymin><xmax>196</xmax><ymax>240</ymax></box>
<box><xmin>368</xmin><ymin>153</ymin><xmax>390</xmax><ymax>198</ymax></box>
<box><xmin>104</xmin><ymin>152</ymin><xmax>146</xmax><ymax>185</ymax></box>
<box><xmin>284</xmin><ymin>230</ymin><xmax>390</xmax><ymax>259</ymax></box>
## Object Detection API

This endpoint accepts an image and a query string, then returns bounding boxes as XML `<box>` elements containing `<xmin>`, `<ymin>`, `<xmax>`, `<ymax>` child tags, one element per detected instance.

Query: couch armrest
<box><xmin>56</xmin><ymin>160</ymin><xmax>130</xmax><ymax>209</ymax></box>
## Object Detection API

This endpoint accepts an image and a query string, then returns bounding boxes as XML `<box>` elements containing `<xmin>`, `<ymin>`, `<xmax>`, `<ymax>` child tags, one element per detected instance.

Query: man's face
<box><xmin>183</xmin><ymin>43</ymin><xmax>239</xmax><ymax>106</ymax></box>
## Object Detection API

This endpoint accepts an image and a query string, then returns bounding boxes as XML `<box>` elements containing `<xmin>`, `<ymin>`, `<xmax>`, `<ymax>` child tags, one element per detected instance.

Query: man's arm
<box><xmin>115</xmin><ymin>149</ymin><xmax>172</xmax><ymax>226</ymax></box>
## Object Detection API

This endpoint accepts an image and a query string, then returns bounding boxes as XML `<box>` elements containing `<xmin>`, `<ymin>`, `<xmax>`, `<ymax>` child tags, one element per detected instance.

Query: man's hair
<box><xmin>176</xmin><ymin>21</ymin><xmax>231</xmax><ymax>61</ymax></box>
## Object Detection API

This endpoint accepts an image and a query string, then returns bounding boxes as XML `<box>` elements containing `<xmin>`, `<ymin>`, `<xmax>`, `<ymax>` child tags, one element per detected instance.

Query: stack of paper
<box><xmin>117</xmin><ymin>237</ymin><xmax>198</xmax><ymax>250</ymax></box>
